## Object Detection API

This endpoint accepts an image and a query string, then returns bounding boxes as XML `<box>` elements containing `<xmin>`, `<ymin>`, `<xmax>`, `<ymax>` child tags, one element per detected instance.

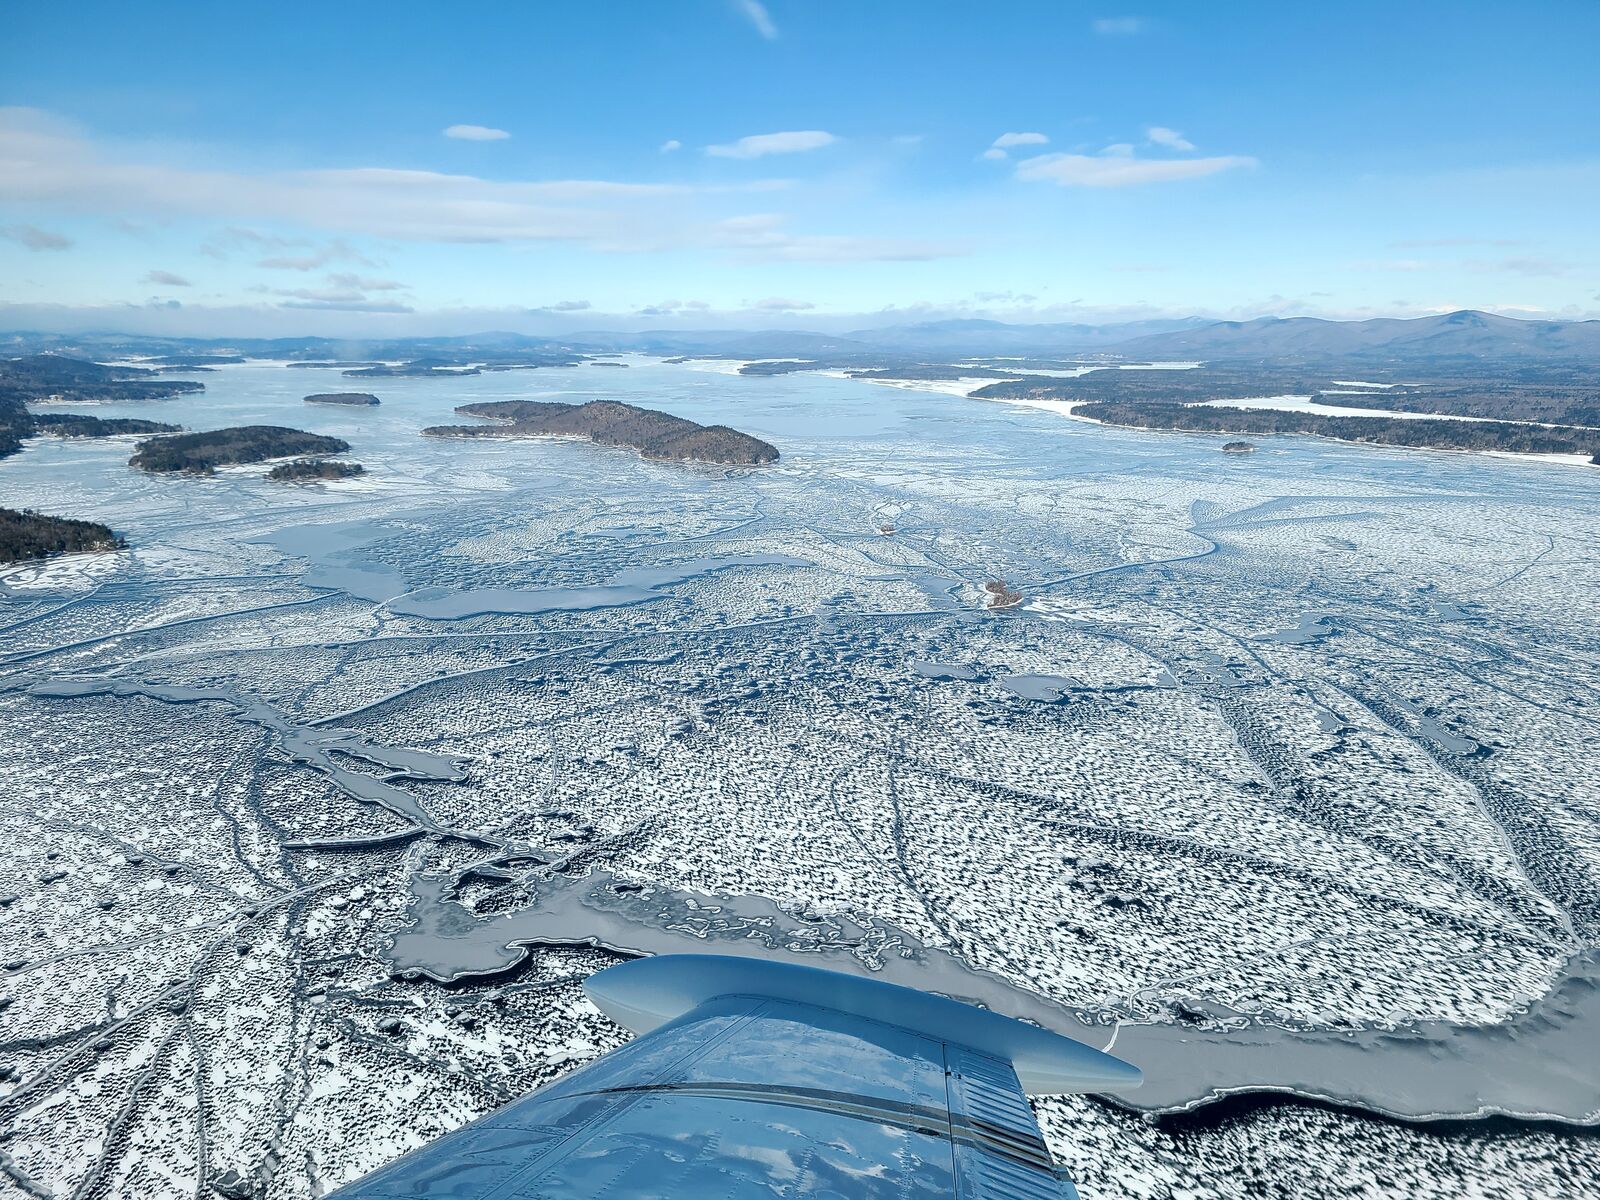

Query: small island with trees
<box><xmin>130</xmin><ymin>426</ymin><xmax>351</xmax><ymax>475</ymax></box>
<box><xmin>0</xmin><ymin>507</ymin><xmax>125</xmax><ymax>565</ymax></box>
<box><xmin>423</xmin><ymin>399</ymin><xmax>779</xmax><ymax>465</ymax></box>
<box><xmin>267</xmin><ymin>458</ymin><xmax>366</xmax><ymax>483</ymax></box>
<box><xmin>304</xmin><ymin>392</ymin><xmax>380</xmax><ymax>406</ymax></box>
<box><xmin>1222</xmin><ymin>441</ymin><xmax>1257</xmax><ymax>454</ymax></box>
<box><xmin>343</xmin><ymin>360</ymin><xmax>480</xmax><ymax>379</ymax></box>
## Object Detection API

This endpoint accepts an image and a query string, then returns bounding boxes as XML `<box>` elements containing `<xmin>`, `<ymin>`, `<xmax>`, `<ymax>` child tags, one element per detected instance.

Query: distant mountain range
<box><xmin>6</xmin><ymin>310</ymin><xmax>1600</xmax><ymax>363</ymax></box>
<box><xmin>1108</xmin><ymin>309</ymin><xmax>1600</xmax><ymax>361</ymax></box>
<box><xmin>837</xmin><ymin>317</ymin><xmax>1214</xmax><ymax>355</ymax></box>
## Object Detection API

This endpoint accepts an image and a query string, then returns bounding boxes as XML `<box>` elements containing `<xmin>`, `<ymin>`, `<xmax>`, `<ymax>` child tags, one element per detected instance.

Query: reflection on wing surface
<box><xmin>331</xmin><ymin>954</ymin><xmax>1141</xmax><ymax>1199</ymax></box>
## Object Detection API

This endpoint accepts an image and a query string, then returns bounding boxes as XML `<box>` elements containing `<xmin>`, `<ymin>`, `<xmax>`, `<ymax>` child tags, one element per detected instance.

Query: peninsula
<box><xmin>33</xmin><ymin>414</ymin><xmax>181</xmax><ymax>438</ymax></box>
<box><xmin>0</xmin><ymin>355</ymin><xmax>205</xmax><ymax>404</ymax></box>
<box><xmin>0</xmin><ymin>507</ymin><xmax>125</xmax><ymax>564</ymax></box>
<box><xmin>423</xmin><ymin>399</ymin><xmax>779</xmax><ymax>465</ymax></box>
<box><xmin>1072</xmin><ymin>401</ymin><xmax>1600</xmax><ymax>457</ymax></box>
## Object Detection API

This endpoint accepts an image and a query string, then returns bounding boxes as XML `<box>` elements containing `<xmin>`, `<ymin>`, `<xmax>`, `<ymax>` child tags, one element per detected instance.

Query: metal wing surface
<box><xmin>329</xmin><ymin>954</ymin><xmax>1142</xmax><ymax>1199</ymax></box>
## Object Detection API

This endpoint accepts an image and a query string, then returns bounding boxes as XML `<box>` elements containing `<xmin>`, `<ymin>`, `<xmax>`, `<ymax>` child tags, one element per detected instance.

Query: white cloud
<box><xmin>1466</xmin><ymin>257</ymin><xmax>1571</xmax><ymax>276</ymax></box>
<box><xmin>734</xmin><ymin>0</ymin><xmax>778</xmax><ymax>39</ymax></box>
<box><xmin>274</xmin><ymin>286</ymin><xmax>368</xmax><ymax>303</ymax></box>
<box><xmin>1</xmin><ymin>223</ymin><xmax>71</xmax><ymax>250</ymax></box>
<box><xmin>753</xmin><ymin>296</ymin><xmax>814</xmax><ymax>311</ymax></box>
<box><xmin>1014</xmin><ymin>150</ymin><xmax>1256</xmax><ymax>187</ymax></box>
<box><xmin>1092</xmin><ymin>17</ymin><xmax>1146</xmax><ymax>35</ymax></box>
<box><xmin>706</xmin><ymin>130</ymin><xmax>836</xmax><ymax>159</ymax></box>
<box><xmin>1101</xmin><ymin>142</ymin><xmax>1136</xmax><ymax>158</ymax></box>
<box><xmin>256</xmin><ymin>239</ymin><xmax>377</xmax><ymax>270</ymax></box>
<box><xmin>1367</xmin><ymin>255</ymin><xmax>1573</xmax><ymax>277</ymax></box>
<box><xmin>659</xmin><ymin>139</ymin><xmax>682</xmax><ymax>153</ymax></box>
<box><xmin>993</xmin><ymin>132</ymin><xmax>1049</xmax><ymax>148</ymax></box>
<box><xmin>981</xmin><ymin>147</ymin><xmax>1009</xmax><ymax>161</ymax></box>
<box><xmin>0</xmin><ymin>108</ymin><xmax>959</xmax><ymax>267</ymax></box>
<box><xmin>540</xmin><ymin>299</ymin><xmax>591</xmax><ymax>312</ymax></box>
<box><xmin>708</xmin><ymin>213</ymin><xmax>964</xmax><ymax>262</ymax></box>
<box><xmin>1390</xmin><ymin>236</ymin><xmax>1522</xmax><ymax>248</ymax></box>
<box><xmin>326</xmin><ymin>272</ymin><xmax>407</xmax><ymax>291</ymax></box>
<box><xmin>0</xmin><ymin>109</ymin><xmax>707</xmax><ymax>247</ymax></box>
<box><xmin>279</xmin><ymin>298</ymin><xmax>414</xmax><ymax>313</ymax></box>
<box><xmin>1146</xmin><ymin>126</ymin><xmax>1195</xmax><ymax>151</ymax></box>
<box><xmin>443</xmin><ymin>124</ymin><xmax>510</xmax><ymax>141</ymax></box>
<box><xmin>143</xmin><ymin>269</ymin><xmax>191</xmax><ymax>286</ymax></box>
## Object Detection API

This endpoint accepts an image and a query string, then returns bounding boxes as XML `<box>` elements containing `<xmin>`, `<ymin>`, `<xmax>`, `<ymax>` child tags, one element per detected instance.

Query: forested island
<box><xmin>130</xmin><ymin>426</ymin><xmax>351</xmax><ymax>475</ymax></box>
<box><xmin>343</xmin><ymin>360</ymin><xmax>481</xmax><ymax>379</ymax></box>
<box><xmin>267</xmin><ymin>458</ymin><xmax>366</xmax><ymax>482</ymax></box>
<box><xmin>1073</xmin><ymin>401</ymin><xmax>1600</xmax><ymax>457</ymax></box>
<box><xmin>304</xmin><ymin>392</ymin><xmax>381</xmax><ymax>406</ymax></box>
<box><xmin>424</xmin><ymin>399</ymin><xmax>779</xmax><ymax>465</ymax></box>
<box><xmin>0</xmin><ymin>507</ymin><xmax>124</xmax><ymax>564</ymax></box>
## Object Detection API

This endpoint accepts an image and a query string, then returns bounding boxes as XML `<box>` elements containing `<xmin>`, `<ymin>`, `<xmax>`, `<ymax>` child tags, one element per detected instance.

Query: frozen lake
<box><xmin>2</xmin><ymin>357</ymin><xmax>1598</xmax><ymax>1197</ymax></box>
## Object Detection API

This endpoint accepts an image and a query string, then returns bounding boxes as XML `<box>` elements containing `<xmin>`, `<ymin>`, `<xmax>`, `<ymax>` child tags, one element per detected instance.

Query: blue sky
<box><xmin>2</xmin><ymin>0</ymin><xmax>1597</xmax><ymax>335</ymax></box>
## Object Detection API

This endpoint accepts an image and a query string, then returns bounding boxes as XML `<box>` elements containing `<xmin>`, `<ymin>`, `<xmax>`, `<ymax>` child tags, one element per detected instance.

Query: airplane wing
<box><xmin>329</xmin><ymin>953</ymin><xmax>1142</xmax><ymax>1199</ymax></box>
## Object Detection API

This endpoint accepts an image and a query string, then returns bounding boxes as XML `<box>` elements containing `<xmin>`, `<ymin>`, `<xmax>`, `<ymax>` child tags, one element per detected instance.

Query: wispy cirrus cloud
<box><xmin>708</xmin><ymin>213</ymin><xmax>964</xmax><ymax>262</ymax></box>
<box><xmin>443</xmin><ymin>124</ymin><xmax>510</xmax><ymax>141</ymax></box>
<box><xmin>278</xmin><ymin>298</ymin><xmax>415</xmax><ymax>313</ymax></box>
<box><xmin>249</xmin><ymin>268</ymin><xmax>412</xmax><ymax>312</ymax></box>
<box><xmin>1014</xmin><ymin>148</ymin><xmax>1256</xmax><ymax>187</ymax></box>
<box><xmin>0</xmin><ymin>108</ymin><xmax>961</xmax><ymax>276</ymax></box>
<box><xmin>733</xmin><ymin>0</ymin><xmax>777</xmax><ymax>40</ymax></box>
<box><xmin>143</xmin><ymin>269</ymin><xmax>191</xmax><ymax>286</ymax></box>
<box><xmin>1</xmin><ymin>222</ymin><xmax>72</xmax><ymax>250</ymax></box>
<box><xmin>1366</xmin><ymin>255</ymin><xmax>1573</xmax><ymax>277</ymax></box>
<box><xmin>983</xmin><ymin>131</ymin><xmax>1049</xmax><ymax>161</ymax></box>
<box><xmin>257</xmin><ymin>239</ymin><xmax>377</xmax><ymax>270</ymax></box>
<box><xmin>752</xmin><ymin>296</ymin><xmax>814</xmax><ymax>311</ymax></box>
<box><xmin>1092</xmin><ymin>16</ymin><xmax>1146</xmax><ymax>35</ymax></box>
<box><xmin>706</xmin><ymin>130</ymin><xmax>836</xmax><ymax>159</ymax></box>
<box><xmin>326</xmin><ymin>272</ymin><xmax>406</xmax><ymax>291</ymax></box>
<box><xmin>0</xmin><ymin>108</ymin><xmax>731</xmax><ymax>248</ymax></box>
<box><xmin>1145</xmin><ymin>126</ymin><xmax>1195</xmax><ymax>151</ymax></box>
<box><xmin>1389</xmin><ymin>236</ymin><xmax>1523</xmax><ymax>248</ymax></box>
<box><xmin>270</xmin><ymin>285</ymin><xmax>368</xmax><ymax>303</ymax></box>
